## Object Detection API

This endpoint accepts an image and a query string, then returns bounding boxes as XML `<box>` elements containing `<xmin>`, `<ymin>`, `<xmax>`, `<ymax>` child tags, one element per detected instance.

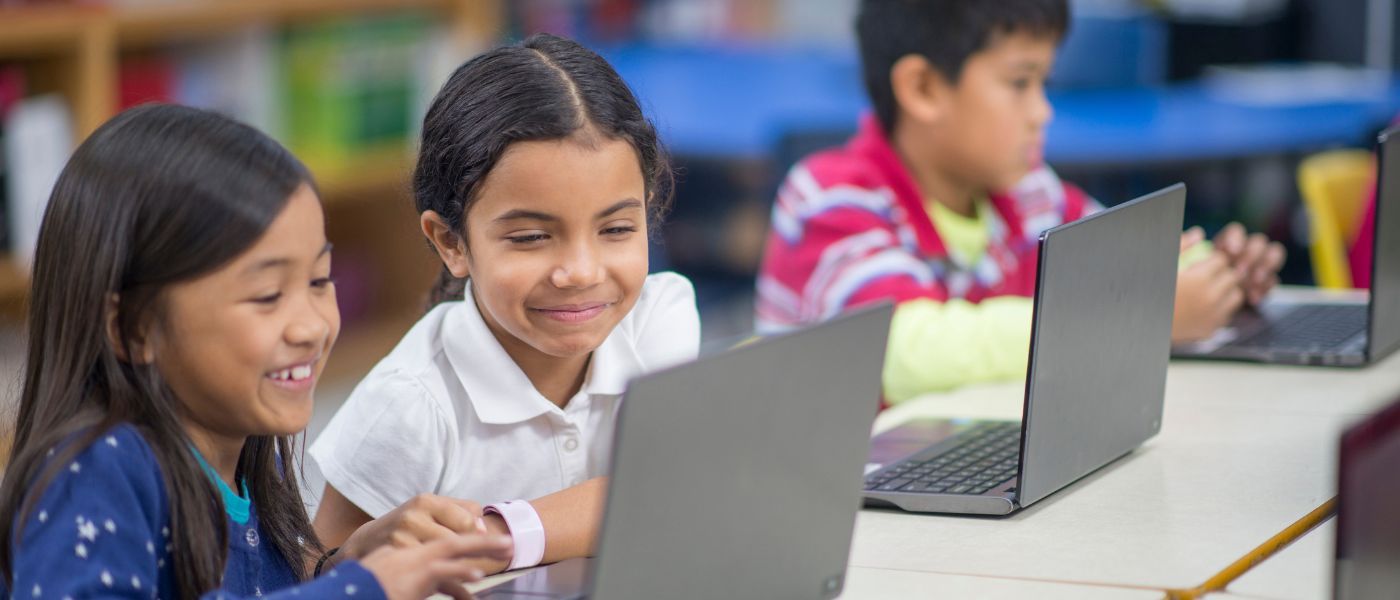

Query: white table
<box><xmin>852</xmin><ymin>346</ymin><xmax>1400</xmax><ymax>592</ymax></box>
<box><xmin>1212</xmin><ymin>518</ymin><xmax>1335</xmax><ymax>600</ymax></box>
<box><xmin>471</xmin><ymin>566</ymin><xmax>1169</xmax><ymax>599</ymax></box>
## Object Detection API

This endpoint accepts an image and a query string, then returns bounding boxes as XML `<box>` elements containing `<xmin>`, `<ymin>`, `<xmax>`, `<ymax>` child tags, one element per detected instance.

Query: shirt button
<box><xmin>245</xmin><ymin>528</ymin><xmax>259</xmax><ymax>548</ymax></box>
<box><xmin>563</xmin><ymin>438</ymin><xmax>579</xmax><ymax>452</ymax></box>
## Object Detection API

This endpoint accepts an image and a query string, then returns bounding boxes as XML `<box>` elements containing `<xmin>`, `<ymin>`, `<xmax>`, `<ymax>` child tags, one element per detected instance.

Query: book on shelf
<box><xmin>4</xmin><ymin>94</ymin><xmax>74</xmax><ymax>271</ymax></box>
<box><xmin>0</xmin><ymin>65</ymin><xmax>24</xmax><ymax>254</ymax></box>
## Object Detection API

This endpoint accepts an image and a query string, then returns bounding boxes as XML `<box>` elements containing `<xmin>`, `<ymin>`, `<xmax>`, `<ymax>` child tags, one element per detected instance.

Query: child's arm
<box><xmin>313</xmin><ymin>484</ymin><xmax>486</xmax><ymax>565</ymax></box>
<box><xmin>317</xmin><ymin>478</ymin><xmax>604</xmax><ymax>577</ymax></box>
<box><xmin>478</xmin><ymin>476</ymin><xmax>607</xmax><ymax>572</ymax></box>
<box><xmin>882</xmin><ymin>296</ymin><xmax>1034</xmax><ymax>403</ymax></box>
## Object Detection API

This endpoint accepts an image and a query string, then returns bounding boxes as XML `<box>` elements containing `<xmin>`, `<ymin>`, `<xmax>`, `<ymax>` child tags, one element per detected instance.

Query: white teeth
<box><xmin>268</xmin><ymin>364</ymin><xmax>314</xmax><ymax>383</ymax></box>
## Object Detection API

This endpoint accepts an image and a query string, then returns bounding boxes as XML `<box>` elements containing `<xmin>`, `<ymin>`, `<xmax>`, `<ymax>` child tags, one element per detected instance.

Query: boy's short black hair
<box><xmin>857</xmin><ymin>0</ymin><xmax>1069</xmax><ymax>133</ymax></box>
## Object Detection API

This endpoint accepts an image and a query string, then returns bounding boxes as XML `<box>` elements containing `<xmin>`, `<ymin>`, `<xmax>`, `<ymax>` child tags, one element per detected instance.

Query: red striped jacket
<box><xmin>756</xmin><ymin>115</ymin><xmax>1100</xmax><ymax>332</ymax></box>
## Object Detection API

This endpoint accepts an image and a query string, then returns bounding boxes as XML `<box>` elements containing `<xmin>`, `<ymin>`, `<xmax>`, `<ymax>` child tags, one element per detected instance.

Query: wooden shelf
<box><xmin>113</xmin><ymin>0</ymin><xmax>463</xmax><ymax>46</ymax></box>
<box><xmin>310</xmin><ymin>147</ymin><xmax>415</xmax><ymax>202</ymax></box>
<box><xmin>0</xmin><ymin>0</ymin><xmax>499</xmax><ymax>330</ymax></box>
<box><xmin>0</xmin><ymin>255</ymin><xmax>28</xmax><ymax>301</ymax></box>
<box><xmin>0</xmin><ymin>6</ymin><xmax>98</xmax><ymax>57</ymax></box>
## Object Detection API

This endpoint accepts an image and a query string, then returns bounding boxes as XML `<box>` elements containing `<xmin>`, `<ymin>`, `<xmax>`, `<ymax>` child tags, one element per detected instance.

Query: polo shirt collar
<box><xmin>442</xmin><ymin>286</ymin><xmax>646</xmax><ymax>425</ymax></box>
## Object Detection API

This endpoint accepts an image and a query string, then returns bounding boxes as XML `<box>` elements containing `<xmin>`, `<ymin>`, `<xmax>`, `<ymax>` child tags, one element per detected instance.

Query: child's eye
<box><xmin>1010</xmin><ymin>78</ymin><xmax>1031</xmax><ymax>91</ymax></box>
<box><xmin>252</xmin><ymin>292</ymin><xmax>282</xmax><ymax>305</ymax></box>
<box><xmin>602</xmin><ymin>226</ymin><xmax>637</xmax><ymax>236</ymax></box>
<box><xmin>311</xmin><ymin>276</ymin><xmax>335</xmax><ymax>289</ymax></box>
<box><xmin>506</xmin><ymin>233</ymin><xmax>549</xmax><ymax>245</ymax></box>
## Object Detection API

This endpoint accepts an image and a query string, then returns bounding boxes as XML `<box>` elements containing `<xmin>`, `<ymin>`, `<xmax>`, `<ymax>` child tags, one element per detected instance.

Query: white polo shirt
<box><xmin>309</xmin><ymin>272</ymin><xmax>700</xmax><ymax>517</ymax></box>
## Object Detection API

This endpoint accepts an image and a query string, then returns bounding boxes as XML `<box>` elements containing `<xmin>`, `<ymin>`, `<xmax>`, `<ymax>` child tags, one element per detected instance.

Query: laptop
<box><xmin>1173</xmin><ymin>126</ymin><xmax>1400</xmax><ymax>367</ymax></box>
<box><xmin>478</xmin><ymin>303</ymin><xmax>893</xmax><ymax>600</ymax></box>
<box><xmin>1334</xmin><ymin>394</ymin><xmax>1400</xmax><ymax>600</ymax></box>
<box><xmin>862</xmin><ymin>184</ymin><xmax>1184</xmax><ymax>515</ymax></box>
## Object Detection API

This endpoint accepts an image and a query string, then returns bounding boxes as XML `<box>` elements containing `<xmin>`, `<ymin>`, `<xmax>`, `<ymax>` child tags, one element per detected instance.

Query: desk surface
<box><xmin>857</xmin><ymin>313</ymin><xmax>1400</xmax><ymax>591</ymax></box>
<box><xmin>604</xmin><ymin>44</ymin><xmax>1400</xmax><ymax>164</ymax></box>
<box><xmin>471</xmin><ymin>566</ymin><xmax>1168</xmax><ymax>599</ymax></box>
<box><xmin>1217</xmin><ymin>518</ymin><xmax>1335</xmax><ymax>600</ymax></box>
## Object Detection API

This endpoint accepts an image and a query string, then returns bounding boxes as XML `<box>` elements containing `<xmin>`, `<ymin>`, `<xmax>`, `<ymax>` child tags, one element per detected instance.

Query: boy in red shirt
<box><xmin>756</xmin><ymin>0</ymin><xmax>1285</xmax><ymax>401</ymax></box>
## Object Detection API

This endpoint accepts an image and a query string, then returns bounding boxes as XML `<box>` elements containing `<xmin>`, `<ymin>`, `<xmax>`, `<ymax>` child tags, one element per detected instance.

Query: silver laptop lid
<box><xmin>589</xmin><ymin>303</ymin><xmax>892</xmax><ymax>600</ymax></box>
<box><xmin>1016</xmin><ymin>184</ymin><xmax>1184</xmax><ymax>507</ymax></box>
<box><xmin>1368</xmin><ymin>127</ymin><xmax>1400</xmax><ymax>361</ymax></box>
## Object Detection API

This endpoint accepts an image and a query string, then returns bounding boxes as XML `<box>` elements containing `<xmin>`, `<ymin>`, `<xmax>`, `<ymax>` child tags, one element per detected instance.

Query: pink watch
<box><xmin>484</xmin><ymin>500</ymin><xmax>545</xmax><ymax>570</ymax></box>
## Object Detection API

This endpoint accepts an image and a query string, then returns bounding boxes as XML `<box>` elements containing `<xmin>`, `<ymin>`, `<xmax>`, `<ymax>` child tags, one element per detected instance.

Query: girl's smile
<box><xmin>264</xmin><ymin>358</ymin><xmax>320</xmax><ymax>391</ymax></box>
<box><xmin>530</xmin><ymin>301</ymin><xmax>615</xmax><ymax>323</ymax></box>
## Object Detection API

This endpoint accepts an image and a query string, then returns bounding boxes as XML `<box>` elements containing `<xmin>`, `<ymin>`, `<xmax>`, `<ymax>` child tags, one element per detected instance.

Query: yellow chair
<box><xmin>1297</xmin><ymin>149</ymin><xmax>1375</xmax><ymax>289</ymax></box>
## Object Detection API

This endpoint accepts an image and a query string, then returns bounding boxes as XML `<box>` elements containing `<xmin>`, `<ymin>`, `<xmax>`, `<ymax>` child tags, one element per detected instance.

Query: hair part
<box><xmin>857</xmin><ymin>0</ymin><xmax>1070</xmax><ymax>133</ymax></box>
<box><xmin>413</xmin><ymin>33</ymin><xmax>673</xmax><ymax>307</ymax></box>
<box><xmin>0</xmin><ymin>104</ymin><xmax>325</xmax><ymax>596</ymax></box>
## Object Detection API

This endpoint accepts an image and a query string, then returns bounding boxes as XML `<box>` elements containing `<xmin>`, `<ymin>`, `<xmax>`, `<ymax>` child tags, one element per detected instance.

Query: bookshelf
<box><xmin>0</xmin><ymin>0</ymin><xmax>502</xmax><ymax>379</ymax></box>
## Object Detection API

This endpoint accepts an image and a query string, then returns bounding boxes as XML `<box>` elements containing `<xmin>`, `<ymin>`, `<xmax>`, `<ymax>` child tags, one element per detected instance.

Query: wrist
<box><xmin>313</xmin><ymin>546</ymin><xmax>340</xmax><ymax>577</ymax></box>
<box><xmin>484</xmin><ymin>500</ymin><xmax>545</xmax><ymax>571</ymax></box>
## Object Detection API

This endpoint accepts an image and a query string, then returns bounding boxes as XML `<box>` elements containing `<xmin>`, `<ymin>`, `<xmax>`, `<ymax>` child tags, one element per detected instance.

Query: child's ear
<box><xmin>104</xmin><ymin>293</ymin><xmax>155</xmax><ymax>364</ymax></box>
<box><xmin>890</xmin><ymin>54</ymin><xmax>950</xmax><ymax>125</ymax></box>
<box><xmin>421</xmin><ymin>210</ymin><xmax>471</xmax><ymax>279</ymax></box>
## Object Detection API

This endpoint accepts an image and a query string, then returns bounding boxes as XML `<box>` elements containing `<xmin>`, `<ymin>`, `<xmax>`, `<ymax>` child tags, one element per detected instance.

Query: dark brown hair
<box><xmin>857</xmin><ymin>0</ymin><xmax>1070</xmax><ymax>133</ymax></box>
<box><xmin>0</xmin><ymin>104</ymin><xmax>324</xmax><ymax>597</ymax></box>
<box><xmin>414</xmin><ymin>33</ymin><xmax>673</xmax><ymax>306</ymax></box>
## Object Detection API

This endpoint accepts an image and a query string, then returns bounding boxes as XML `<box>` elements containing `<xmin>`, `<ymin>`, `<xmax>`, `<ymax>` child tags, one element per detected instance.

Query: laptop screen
<box><xmin>1335</xmin><ymin>396</ymin><xmax>1400</xmax><ymax>600</ymax></box>
<box><xmin>1368</xmin><ymin>127</ymin><xmax>1400</xmax><ymax>360</ymax></box>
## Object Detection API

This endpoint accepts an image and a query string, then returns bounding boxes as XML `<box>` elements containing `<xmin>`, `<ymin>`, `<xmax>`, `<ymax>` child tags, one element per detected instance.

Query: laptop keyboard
<box><xmin>864</xmin><ymin>422</ymin><xmax>1021</xmax><ymax>496</ymax></box>
<box><xmin>1234</xmin><ymin>305</ymin><xmax>1366</xmax><ymax>351</ymax></box>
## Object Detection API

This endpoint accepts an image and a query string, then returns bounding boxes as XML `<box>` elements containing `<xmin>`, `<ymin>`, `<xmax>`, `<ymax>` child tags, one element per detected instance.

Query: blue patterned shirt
<box><xmin>1</xmin><ymin>424</ymin><xmax>385</xmax><ymax>600</ymax></box>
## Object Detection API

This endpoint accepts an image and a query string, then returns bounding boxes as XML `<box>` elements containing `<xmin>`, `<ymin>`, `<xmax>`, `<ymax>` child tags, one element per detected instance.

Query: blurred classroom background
<box><xmin>0</xmin><ymin>0</ymin><xmax>1397</xmax><ymax>419</ymax></box>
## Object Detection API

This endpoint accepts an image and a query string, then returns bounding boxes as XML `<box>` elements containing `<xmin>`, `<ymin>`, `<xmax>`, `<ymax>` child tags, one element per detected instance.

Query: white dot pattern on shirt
<box><xmin>100</xmin><ymin>570</ymin><xmax>112</xmax><ymax>587</ymax></box>
<box><xmin>103</xmin><ymin>519</ymin><xmax>116</xmax><ymax>533</ymax></box>
<box><xmin>131</xmin><ymin>575</ymin><xmax>141</xmax><ymax>590</ymax></box>
<box><xmin>68</xmin><ymin>462</ymin><xmax>80</xmax><ymax>474</ymax></box>
<box><xmin>345</xmin><ymin>584</ymin><xmax>357</xmax><ymax>595</ymax></box>
<box><xmin>37</xmin><ymin>510</ymin><xmax>47</xmax><ymax>523</ymax></box>
<box><xmin>31</xmin><ymin>583</ymin><xmax>40</xmax><ymax>597</ymax></box>
<box><xmin>76</xmin><ymin>517</ymin><xmax>97</xmax><ymax>542</ymax></box>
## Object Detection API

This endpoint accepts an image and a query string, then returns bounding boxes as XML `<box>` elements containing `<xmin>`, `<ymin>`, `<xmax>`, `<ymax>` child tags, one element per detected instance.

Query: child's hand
<box><xmin>1213</xmin><ymin>222</ymin><xmax>1286</xmax><ymax>305</ymax></box>
<box><xmin>359</xmin><ymin>532</ymin><xmax>513</xmax><ymax>600</ymax></box>
<box><xmin>1173</xmin><ymin>251</ymin><xmax>1245</xmax><ymax>343</ymax></box>
<box><xmin>342</xmin><ymin>494</ymin><xmax>487</xmax><ymax>560</ymax></box>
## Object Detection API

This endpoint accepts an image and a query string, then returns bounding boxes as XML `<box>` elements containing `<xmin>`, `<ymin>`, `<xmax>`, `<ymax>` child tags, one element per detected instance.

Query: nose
<box><xmin>550</xmin><ymin>239</ymin><xmax>606</xmax><ymax>289</ymax></box>
<box><xmin>285</xmin><ymin>293</ymin><xmax>334</xmax><ymax>350</ymax></box>
<box><xmin>1031</xmin><ymin>86</ymin><xmax>1054</xmax><ymax>129</ymax></box>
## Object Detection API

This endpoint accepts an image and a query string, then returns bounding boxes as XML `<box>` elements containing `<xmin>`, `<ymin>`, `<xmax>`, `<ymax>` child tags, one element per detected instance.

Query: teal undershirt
<box><xmin>191</xmin><ymin>447</ymin><xmax>251</xmax><ymax>525</ymax></box>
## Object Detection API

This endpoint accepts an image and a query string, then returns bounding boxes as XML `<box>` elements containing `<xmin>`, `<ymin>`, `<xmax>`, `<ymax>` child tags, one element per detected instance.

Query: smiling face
<box><xmin>457</xmin><ymin>134</ymin><xmax>649</xmax><ymax>366</ymax></box>
<box><xmin>925</xmin><ymin>31</ymin><xmax>1058</xmax><ymax>192</ymax></box>
<box><xmin>149</xmin><ymin>184</ymin><xmax>339</xmax><ymax>443</ymax></box>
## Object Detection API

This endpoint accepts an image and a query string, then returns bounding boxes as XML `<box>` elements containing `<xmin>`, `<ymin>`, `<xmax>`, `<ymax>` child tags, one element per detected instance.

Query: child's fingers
<box><xmin>448</xmin><ymin>498</ymin><xmax>485</xmax><ymax>518</ymax></box>
<box><xmin>1236</xmin><ymin>233</ymin><xmax>1270</xmax><ymax>274</ymax></box>
<box><xmin>1249</xmin><ymin>276</ymin><xmax>1278</xmax><ymax>306</ymax></box>
<box><xmin>428</xmin><ymin>499</ymin><xmax>486</xmax><ymax>535</ymax></box>
<box><xmin>1222</xmin><ymin>284</ymin><xmax>1245</xmax><ymax>315</ymax></box>
<box><xmin>1263</xmin><ymin>242</ymin><xmax>1286</xmax><ymax>273</ymax></box>
<box><xmin>428</xmin><ymin>532</ymin><xmax>514</xmax><ymax>562</ymax></box>
<box><xmin>1214</xmin><ymin>222</ymin><xmax>1246</xmax><ymax>257</ymax></box>
<box><xmin>1194</xmin><ymin>251</ymin><xmax>1233</xmax><ymax>280</ymax></box>
<box><xmin>1179</xmin><ymin>226</ymin><xmax>1205</xmax><ymax>252</ymax></box>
